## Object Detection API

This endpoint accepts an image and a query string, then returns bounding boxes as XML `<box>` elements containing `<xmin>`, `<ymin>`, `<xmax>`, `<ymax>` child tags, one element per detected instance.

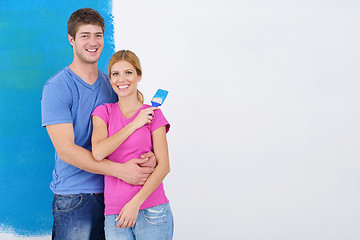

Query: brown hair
<box><xmin>108</xmin><ymin>50</ymin><xmax>144</xmax><ymax>103</ymax></box>
<box><xmin>67</xmin><ymin>8</ymin><xmax>105</xmax><ymax>39</ymax></box>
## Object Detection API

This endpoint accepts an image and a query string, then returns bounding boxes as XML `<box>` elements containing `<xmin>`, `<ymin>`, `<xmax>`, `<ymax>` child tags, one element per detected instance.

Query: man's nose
<box><xmin>89</xmin><ymin>35</ymin><xmax>98</xmax><ymax>45</ymax></box>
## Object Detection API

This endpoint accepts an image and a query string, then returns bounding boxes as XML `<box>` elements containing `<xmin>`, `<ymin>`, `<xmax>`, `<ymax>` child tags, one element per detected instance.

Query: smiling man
<box><xmin>41</xmin><ymin>8</ymin><xmax>156</xmax><ymax>240</ymax></box>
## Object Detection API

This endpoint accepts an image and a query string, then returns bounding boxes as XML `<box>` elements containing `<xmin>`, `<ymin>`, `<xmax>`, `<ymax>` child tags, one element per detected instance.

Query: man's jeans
<box><xmin>105</xmin><ymin>203</ymin><xmax>174</xmax><ymax>240</ymax></box>
<box><xmin>52</xmin><ymin>193</ymin><xmax>105</xmax><ymax>240</ymax></box>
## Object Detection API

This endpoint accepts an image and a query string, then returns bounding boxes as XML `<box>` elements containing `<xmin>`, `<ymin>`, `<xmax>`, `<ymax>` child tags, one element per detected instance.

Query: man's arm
<box><xmin>46</xmin><ymin>123</ymin><xmax>154</xmax><ymax>185</ymax></box>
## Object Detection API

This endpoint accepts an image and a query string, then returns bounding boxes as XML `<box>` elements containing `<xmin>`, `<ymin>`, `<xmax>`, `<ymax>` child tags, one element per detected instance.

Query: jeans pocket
<box><xmin>55</xmin><ymin>194</ymin><xmax>83</xmax><ymax>212</ymax></box>
<box><xmin>142</xmin><ymin>204</ymin><xmax>168</xmax><ymax>225</ymax></box>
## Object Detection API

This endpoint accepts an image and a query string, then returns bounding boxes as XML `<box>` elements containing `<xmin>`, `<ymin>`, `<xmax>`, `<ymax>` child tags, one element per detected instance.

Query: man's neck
<box><xmin>68</xmin><ymin>61</ymin><xmax>99</xmax><ymax>85</ymax></box>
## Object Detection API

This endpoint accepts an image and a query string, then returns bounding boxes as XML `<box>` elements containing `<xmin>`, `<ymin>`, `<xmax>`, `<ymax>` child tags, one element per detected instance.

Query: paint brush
<box><xmin>151</xmin><ymin>89</ymin><xmax>168</xmax><ymax>107</ymax></box>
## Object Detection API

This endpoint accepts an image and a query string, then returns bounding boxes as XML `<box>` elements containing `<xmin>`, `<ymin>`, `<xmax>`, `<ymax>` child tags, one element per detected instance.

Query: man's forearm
<box><xmin>56</xmin><ymin>143</ymin><xmax>118</xmax><ymax>176</ymax></box>
<box><xmin>46</xmin><ymin>123</ymin><xmax>151</xmax><ymax>184</ymax></box>
<box><xmin>57</xmin><ymin>143</ymin><xmax>154</xmax><ymax>185</ymax></box>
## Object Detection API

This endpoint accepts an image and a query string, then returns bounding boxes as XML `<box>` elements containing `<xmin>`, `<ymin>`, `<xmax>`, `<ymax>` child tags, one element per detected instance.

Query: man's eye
<box><xmin>97</xmin><ymin>34</ymin><xmax>103</xmax><ymax>38</ymax></box>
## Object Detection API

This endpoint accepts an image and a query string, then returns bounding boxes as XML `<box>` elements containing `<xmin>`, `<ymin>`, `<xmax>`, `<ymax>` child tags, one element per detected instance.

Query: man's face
<box><xmin>68</xmin><ymin>24</ymin><xmax>104</xmax><ymax>65</ymax></box>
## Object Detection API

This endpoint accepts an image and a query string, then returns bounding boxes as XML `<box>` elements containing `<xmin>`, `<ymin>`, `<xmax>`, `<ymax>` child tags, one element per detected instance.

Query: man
<box><xmin>41</xmin><ymin>8</ymin><xmax>155</xmax><ymax>239</ymax></box>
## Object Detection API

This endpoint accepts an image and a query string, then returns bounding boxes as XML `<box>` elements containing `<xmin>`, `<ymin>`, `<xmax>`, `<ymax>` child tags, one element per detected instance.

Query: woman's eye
<box><xmin>112</xmin><ymin>72</ymin><xmax>118</xmax><ymax>76</ymax></box>
<box><xmin>126</xmin><ymin>71</ymin><xmax>132</xmax><ymax>75</ymax></box>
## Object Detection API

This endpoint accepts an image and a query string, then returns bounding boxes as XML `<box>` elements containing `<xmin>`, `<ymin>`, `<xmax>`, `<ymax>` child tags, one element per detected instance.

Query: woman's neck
<box><xmin>117</xmin><ymin>95</ymin><xmax>143</xmax><ymax>117</ymax></box>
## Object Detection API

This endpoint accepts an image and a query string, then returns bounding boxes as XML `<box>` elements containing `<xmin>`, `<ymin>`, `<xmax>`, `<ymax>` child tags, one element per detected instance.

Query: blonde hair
<box><xmin>108</xmin><ymin>50</ymin><xmax>144</xmax><ymax>103</ymax></box>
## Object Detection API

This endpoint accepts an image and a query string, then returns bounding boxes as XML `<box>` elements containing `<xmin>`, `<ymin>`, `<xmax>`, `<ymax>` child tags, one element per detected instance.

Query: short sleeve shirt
<box><xmin>92</xmin><ymin>103</ymin><xmax>170</xmax><ymax>214</ymax></box>
<box><xmin>41</xmin><ymin>67</ymin><xmax>117</xmax><ymax>194</ymax></box>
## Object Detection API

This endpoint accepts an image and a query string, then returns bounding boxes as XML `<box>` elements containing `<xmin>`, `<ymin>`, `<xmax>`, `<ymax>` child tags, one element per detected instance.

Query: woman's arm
<box><xmin>91</xmin><ymin>107</ymin><xmax>158</xmax><ymax>161</ymax></box>
<box><xmin>115</xmin><ymin>126</ymin><xmax>170</xmax><ymax>228</ymax></box>
<box><xmin>91</xmin><ymin>115</ymin><xmax>137</xmax><ymax>161</ymax></box>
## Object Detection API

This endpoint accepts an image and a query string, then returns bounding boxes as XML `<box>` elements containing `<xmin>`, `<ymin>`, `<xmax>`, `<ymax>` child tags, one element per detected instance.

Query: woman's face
<box><xmin>110</xmin><ymin>60</ymin><xmax>141</xmax><ymax>98</ymax></box>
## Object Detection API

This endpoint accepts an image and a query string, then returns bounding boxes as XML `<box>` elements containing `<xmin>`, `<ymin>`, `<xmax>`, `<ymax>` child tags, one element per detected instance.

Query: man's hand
<box><xmin>110</xmin><ymin>152</ymin><xmax>157</xmax><ymax>185</ymax></box>
<box><xmin>114</xmin><ymin>158</ymin><xmax>154</xmax><ymax>185</ymax></box>
<box><xmin>139</xmin><ymin>151</ymin><xmax>157</xmax><ymax>168</ymax></box>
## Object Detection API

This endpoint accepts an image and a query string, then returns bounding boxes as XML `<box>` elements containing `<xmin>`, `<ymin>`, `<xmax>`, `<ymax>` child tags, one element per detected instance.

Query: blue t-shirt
<box><xmin>41</xmin><ymin>66</ymin><xmax>117</xmax><ymax>194</ymax></box>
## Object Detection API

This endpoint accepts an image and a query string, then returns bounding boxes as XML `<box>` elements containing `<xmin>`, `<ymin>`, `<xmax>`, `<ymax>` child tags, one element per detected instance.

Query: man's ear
<box><xmin>68</xmin><ymin>34</ymin><xmax>74</xmax><ymax>47</ymax></box>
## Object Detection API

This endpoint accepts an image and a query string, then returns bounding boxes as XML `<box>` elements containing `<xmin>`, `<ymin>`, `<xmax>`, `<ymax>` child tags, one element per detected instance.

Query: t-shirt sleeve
<box><xmin>41</xmin><ymin>82</ymin><xmax>72</xmax><ymax>127</ymax></box>
<box><xmin>91</xmin><ymin>104</ymin><xmax>109</xmax><ymax>125</ymax></box>
<box><xmin>150</xmin><ymin>109</ymin><xmax>170</xmax><ymax>133</ymax></box>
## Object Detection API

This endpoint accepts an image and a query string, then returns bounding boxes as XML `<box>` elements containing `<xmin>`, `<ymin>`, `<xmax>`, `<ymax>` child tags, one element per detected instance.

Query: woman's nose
<box><xmin>117</xmin><ymin>75</ymin><xmax>125</xmax><ymax>82</ymax></box>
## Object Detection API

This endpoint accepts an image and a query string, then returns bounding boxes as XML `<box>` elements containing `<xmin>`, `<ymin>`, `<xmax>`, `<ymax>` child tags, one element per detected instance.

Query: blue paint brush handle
<box><xmin>151</xmin><ymin>102</ymin><xmax>162</xmax><ymax>107</ymax></box>
<box><xmin>151</xmin><ymin>89</ymin><xmax>168</xmax><ymax>107</ymax></box>
<box><xmin>149</xmin><ymin>89</ymin><xmax>168</xmax><ymax>115</ymax></box>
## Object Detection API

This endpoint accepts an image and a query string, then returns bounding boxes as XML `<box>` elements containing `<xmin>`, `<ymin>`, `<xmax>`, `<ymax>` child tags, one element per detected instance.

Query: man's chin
<box><xmin>81</xmin><ymin>57</ymin><xmax>100</xmax><ymax>65</ymax></box>
<box><xmin>85</xmin><ymin>59</ymin><xmax>100</xmax><ymax>64</ymax></box>
<box><xmin>76</xmin><ymin>52</ymin><xmax>102</xmax><ymax>65</ymax></box>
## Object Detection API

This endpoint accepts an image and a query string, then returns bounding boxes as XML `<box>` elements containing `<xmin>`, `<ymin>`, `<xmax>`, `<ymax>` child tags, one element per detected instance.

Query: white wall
<box><xmin>113</xmin><ymin>1</ymin><xmax>360</xmax><ymax>239</ymax></box>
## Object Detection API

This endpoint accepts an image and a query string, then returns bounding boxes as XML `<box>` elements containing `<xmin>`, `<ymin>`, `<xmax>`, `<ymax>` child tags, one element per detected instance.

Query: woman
<box><xmin>91</xmin><ymin>50</ymin><xmax>173</xmax><ymax>239</ymax></box>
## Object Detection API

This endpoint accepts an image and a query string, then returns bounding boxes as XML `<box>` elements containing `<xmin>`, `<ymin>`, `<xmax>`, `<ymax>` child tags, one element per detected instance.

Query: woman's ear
<box><xmin>137</xmin><ymin>75</ymin><xmax>142</xmax><ymax>82</ymax></box>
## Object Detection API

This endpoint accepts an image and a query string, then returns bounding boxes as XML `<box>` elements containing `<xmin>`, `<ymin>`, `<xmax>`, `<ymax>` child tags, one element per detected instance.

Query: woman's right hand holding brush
<box><xmin>131</xmin><ymin>107</ymin><xmax>158</xmax><ymax>129</ymax></box>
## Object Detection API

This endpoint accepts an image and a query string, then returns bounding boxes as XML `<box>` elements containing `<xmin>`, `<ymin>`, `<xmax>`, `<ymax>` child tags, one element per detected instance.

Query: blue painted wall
<box><xmin>0</xmin><ymin>0</ymin><xmax>113</xmax><ymax>236</ymax></box>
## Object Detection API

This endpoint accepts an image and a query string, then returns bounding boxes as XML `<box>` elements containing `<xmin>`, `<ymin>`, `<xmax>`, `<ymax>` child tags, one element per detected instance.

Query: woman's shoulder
<box><xmin>142</xmin><ymin>104</ymin><xmax>152</xmax><ymax>109</ymax></box>
<box><xmin>94</xmin><ymin>102</ymin><xmax>118</xmax><ymax>113</ymax></box>
<box><xmin>104</xmin><ymin>102</ymin><xmax>118</xmax><ymax>108</ymax></box>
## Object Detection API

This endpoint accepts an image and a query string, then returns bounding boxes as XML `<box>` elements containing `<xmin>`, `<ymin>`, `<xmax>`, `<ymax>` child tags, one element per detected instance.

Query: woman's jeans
<box><xmin>105</xmin><ymin>203</ymin><xmax>174</xmax><ymax>240</ymax></box>
<box><xmin>52</xmin><ymin>193</ymin><xmax>105</xmax><ymax>240</ymax></box>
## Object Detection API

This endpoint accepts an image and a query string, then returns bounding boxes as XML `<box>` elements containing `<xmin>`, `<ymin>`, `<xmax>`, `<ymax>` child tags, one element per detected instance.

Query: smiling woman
<box><xmin>110</xmin><ymin>60</ymin><xmax>141</xmax><ymax>97</ymax></box>
<box><xmin>108</xmin><ymin>50</ymin><xmax>145</xmax><ymax>104</ymax></box>
<box><xmin>91</xmin><ymin>49</ymin><xmax>173</xmax><ymax>239</ymax></box>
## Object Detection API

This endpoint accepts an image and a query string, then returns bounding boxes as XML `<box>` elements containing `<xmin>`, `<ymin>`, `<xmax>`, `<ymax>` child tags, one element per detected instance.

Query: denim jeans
<box><xmin>105</xmin><ymin>203</ymin><xmax>174</xmax><ymax>240</ymax></box>
<box><xmin>52</xmin><ymin>193</ymin><xmax>105</xmax><ymax>240</ymax></box>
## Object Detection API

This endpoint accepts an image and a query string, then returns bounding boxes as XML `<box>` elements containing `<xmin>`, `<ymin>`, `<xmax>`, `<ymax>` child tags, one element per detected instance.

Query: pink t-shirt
<box><xmin>92</xmin><ymin>103</ymin><xmax>170</xmax><ymax>215</ymax></box>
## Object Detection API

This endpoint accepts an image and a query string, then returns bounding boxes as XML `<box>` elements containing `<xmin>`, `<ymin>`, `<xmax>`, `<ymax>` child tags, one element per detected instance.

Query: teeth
<box><xmin>118</xmin><ymin>85</ymin><xmax>129</xmax><ymax>89</ymax></box>
<box><xmin>87</xmin><ymin>49</ymin><xmax>96</xmax><ymax>52</ymax></box>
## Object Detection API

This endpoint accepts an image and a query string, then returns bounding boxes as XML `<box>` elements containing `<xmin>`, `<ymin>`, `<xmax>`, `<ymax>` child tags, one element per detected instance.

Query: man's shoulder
<box><xmin>98</xmin><ymin>68</ymin><xmax>107</xmax><ymax>76</ymax></box>
<box><xmin>42</xmin><ymin>67</ymin><xmax>74</xmax><ymax>98</ymax></box>
<box><xmin>49</xmin><ymin>67</ymin><xmax>69</xmax><ymax>80</ymax></box>
<box><xmin>98</xmin><ymin>69</ymin><xmax>110</xmax><ymax>82</ymax></box>
<box><xmin>44</xmin><ymin>67</ymin><xmax>72</xmax><ymax>87</ymax></box>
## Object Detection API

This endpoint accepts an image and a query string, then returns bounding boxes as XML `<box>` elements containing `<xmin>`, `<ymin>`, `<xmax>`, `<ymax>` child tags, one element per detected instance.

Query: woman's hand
<box><xmin>115</xmin><ymin>200</ymin><xmax>141</xmax><ymax>228</ymax></box>
<box><xmin>131</xmin><ymin>107</ymin><xmax>158</xmax><ymax>130</ymax></box>
<box><xmin>139</xmin><ymin>151</ymin><xmax>157</xmax><ymax>168</ymax></box>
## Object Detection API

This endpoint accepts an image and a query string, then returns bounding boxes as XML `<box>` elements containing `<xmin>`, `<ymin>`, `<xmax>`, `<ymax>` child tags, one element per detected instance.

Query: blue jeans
<box><xmin>105</xmin><ymin>203</ymin><xmax>174</xmax><ymax>240</ymax></box>
<box><xmin>52</xmin><ymin>193</ymin><xmax>105</xmax><ymax>240</ymax></box>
